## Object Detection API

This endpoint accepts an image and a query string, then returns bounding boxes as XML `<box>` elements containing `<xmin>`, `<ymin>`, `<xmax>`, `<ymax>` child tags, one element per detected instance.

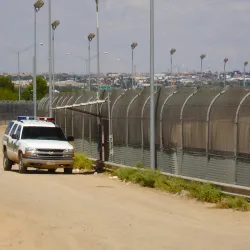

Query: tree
<box><xmin>0</xmin><ymin>76</ymin><xmax>16</xmax><ymax>92</ymax></box>
<box><xmin>21</xmin><ymin>76</ymin><xmax>49</xmax><ymax>101</ymax></box>
<box><xmin>0</xmin><ymin>88</ymin><xmax>18</xmax><ymax>101</ymax></box>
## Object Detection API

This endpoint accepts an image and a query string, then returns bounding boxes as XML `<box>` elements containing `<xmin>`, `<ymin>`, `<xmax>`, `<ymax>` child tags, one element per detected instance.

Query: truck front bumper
<box><xmin>22</xmin><ymin>157</ymin><xmax>74</xmax><ymax>169</ymax></box>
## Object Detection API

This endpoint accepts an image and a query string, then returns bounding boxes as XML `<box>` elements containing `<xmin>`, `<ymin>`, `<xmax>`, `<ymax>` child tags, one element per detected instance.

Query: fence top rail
<box><xmin>52</xmin><ymin>100</ymin><xmax>106</xmax><ymax>110</ymax></box>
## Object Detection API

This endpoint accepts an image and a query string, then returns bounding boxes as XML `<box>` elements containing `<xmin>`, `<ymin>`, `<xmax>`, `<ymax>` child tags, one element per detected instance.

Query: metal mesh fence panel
<box><xmin>209</xmin><ymin>87</ymin><xmax>249</xmax><ymax>155</ymax></box>
<box><xmin>162</xmin><ymin>88</ymin><xmax>194</xmax><ymax>150</ymax></box>
<box><xmin>238</xmin><ymin>94</ymin><xmax>250</xmax><ymax>155</ymax></box>
<box><xmin>36</xmin><ymin>86</ymin><xmax>250</xmax><ymax>188</ymax></box>
<box><xmin>183</xmin><ymin>88</ymin><xmax>221</xmax><ymax>151</ymax></box>
<box><xmin>111</xmin><ymin>89</ymin><xmax>140</xmax><ymax>165</ymax></box>
<box><xmin>0</xmin><ymin>101</ymin><xmax>34</xmax><ymax>124</ymax></box>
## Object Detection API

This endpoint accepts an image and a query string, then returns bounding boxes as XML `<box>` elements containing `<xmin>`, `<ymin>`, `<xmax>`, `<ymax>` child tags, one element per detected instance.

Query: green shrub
<box><xmin>73</xmin><ymin>153</ymin><xmax>94</xmax><ymax>170</ymax></box>
<box><xmin>112</xmin><ymin>167</ymin><xmax>249</xmax><ymax>211</ymax></box>
<box><xmin>113</xmin><ymin>168</ymin><xmax>138</xmax><ymax>182</ymax></box>
<box><xmin>189</xmin><ymin>183</ymin><xmax>222</xmax><ymax>203</ymax></box>
<box><xmin>217</xmin><ymin>197</ymin><xmax>249</xmax><ymax>211</ymax></box>
<box><xmin>135</xmin><ymin>162</ymin><xmax>143</xmax><ymax>168</ymax></box>
<box><xmin>131</xmin><ymin>169</ymin><xmax>158</xmax><ymax>188</ymax></box>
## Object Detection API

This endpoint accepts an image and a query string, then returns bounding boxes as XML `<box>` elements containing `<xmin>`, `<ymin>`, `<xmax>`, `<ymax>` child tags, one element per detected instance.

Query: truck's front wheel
<box><xmin>3</xmin><ymin>151</ymin><xmax>12</xmax><ymax>171</ymax></box>
<box><xmin>19</xmin><ymin>154</ymin><xmax>27</xmax><ymax>174</ymax></box>
<box><xmin>64</xmin><ymin>168</ymin><xmax>73</xmax><ymax>174</ymax></box>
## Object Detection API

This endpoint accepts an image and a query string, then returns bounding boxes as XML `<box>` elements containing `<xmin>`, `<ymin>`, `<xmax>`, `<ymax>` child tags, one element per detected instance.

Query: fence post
<box><xmin>180</xmin><ymin>90</ymin><xmax>198</xmax><ymax>175</ymax></box>
<box><xmin>72</xmin><ymin>96</ymin><xmax>82</xmax><ymax>137</ymax></box>
<box><xmin>126</xmin><ymin>94</ymin><xmax>140</xmax><ymax>166</ymax></box>
<box><xmin>89</xmin><ymin>103</ymin><xmax>93</xmax><ymax>157</ymax></box>
<box><xmin>63</xmin><ymin>96</ymin><xmax>74</xmax><ymax>136</ymax></box>
<box><xmin>59</xmin><ymin>96</ymin><xmax>69</xmax><ymax>129</ymax></box>
<box><xmin>141</xmin><ymin>94</ymin><xmax>154</xmax><ymax>166</ymax></box>
<box><xmin>206</xmin><ymin>89</ymin><xmax>227</xmax><ymax>179</ymax></box>
<box><xmin>64</xmin><ymin>108</ymin><xmax>67</xmax><ymax>135</ymax></box>
<box><xmin>159</xmin><ymin>91</ymin><xmax>176</xmax><ymax>171</ymax></box>
<box><xmin>110</xmin><ymin>92</ymin><xmax>126</xmax><ymax>163</ymax></box>
<box><xmin>81</xmin><ymin>97</ymin><xmax>94</xmax><ymax>154</ymax></box>
<box><xmin>52</xmin><ymin>96</ymin><xmax>59</xmax><ymax>122</ymax></box>
<box><xmin>234</xmin><ymin>92</ymin><xmax>250</xmax><ymax>184</ymax></box>
<box><xmin>100</xmin><ymin>95</ymin><xmax>109</xmax><ymax>161</ymax></box>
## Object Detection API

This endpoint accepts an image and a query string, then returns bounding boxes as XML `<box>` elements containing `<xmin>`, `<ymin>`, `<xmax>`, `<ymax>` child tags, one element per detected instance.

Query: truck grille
<box><xmin>37</xmin><ymin>149</ymin><xmax>64</xmax><ymax>158</ymax></box>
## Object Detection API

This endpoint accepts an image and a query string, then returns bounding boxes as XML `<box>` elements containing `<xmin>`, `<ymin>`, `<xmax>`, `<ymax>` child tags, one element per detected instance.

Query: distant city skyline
<box><xmin>0</xmin><ymin>0</ymin><xmax>250</xmax><ymax>74</ymax></box>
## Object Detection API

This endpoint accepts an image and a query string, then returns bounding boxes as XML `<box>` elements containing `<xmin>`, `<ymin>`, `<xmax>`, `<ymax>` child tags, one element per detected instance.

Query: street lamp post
<box><xmin>170</xmin><ymin>48</ymin><xmax>176</xmax><ymax>75</ymax></box>
<box><xmin>244</xmin><ymin>61</ymin><xmax>248</xmax><ymax>87</ymax></box>
<box><xmin>95</xmin><ymin>0</ymin><xmax>102</xmax><ymax>162</ymax></box>
<box><xmin>131</xmin><ymin>42</ymin><xmax>138</xmax><ymax>89</ymax></box>
<box><xmin>224</xmin><ymin>58</ymin><xmax>228</xmax><ymax>88</ymax></box>
<box><xmin>48</xmin><ymin>0</ymin><xmax>53</xmax><ymax>117</ymax></box>
<box><xmin>95</xmin><ymin>0</ymin><xmax>100</xmax><ymax>99</ymax></box>
<box><xmin>33</xmin><ymin>0</ymin><xmax>44</xmax><ymax>118</ymax></box>
<box><xmin>170</xmin><ymin>48</ymin><xmax>176</xmax><ymax>87</ymax></box>
<box><xmin>18</xmin><ymin>52</ymin><xmax>20</xmax><ymax>101</ymax></box>
<box><xmin>200</xmin><ymin>54</ymin><xmax>206</xmax><ymax>75</ymax></box>
<box><xmin>150</xmin><ymin>0</ymin><xmax>155</xmax><ymax>170</ymax></box>
<box><xmin>200</xmin><ymin>54</ymin><xmax>206</xmax><ymax>85</ymax></box>
<box><xmin>88</xmin><ymin>33</ymin><xmax>95</xmax><ymax>91</ymax></box>
<box><xmin>51</xmin><ymin>20</ymin><xmax>60</xmax><ymax>95</ymax></box>
<box><xmin>17</xmin><ymin>43</ymin><xmax>43</xmax><ymax>102</ymax></box>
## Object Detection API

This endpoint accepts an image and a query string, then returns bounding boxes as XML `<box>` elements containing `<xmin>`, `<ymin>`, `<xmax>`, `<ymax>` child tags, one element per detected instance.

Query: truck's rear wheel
<box><xmin>64</xmin><ymin>168</ymin><xmax>73</xmax><ymax>174</ymax></box>
<box><xmin>19</xmin><ymin>154</ymin><xmax>27</xmax><ymax>174</ymax></box>
<box><xmin>3</xmin><ymin>151</ymin><xmax>12</xmax><ymax>171</ymax></box>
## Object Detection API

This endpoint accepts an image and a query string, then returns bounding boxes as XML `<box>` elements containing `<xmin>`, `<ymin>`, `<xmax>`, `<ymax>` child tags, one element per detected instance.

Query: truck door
<box><xmin>13</xmin><ymin>125</ymin><xmax>22</xmax><ymax>162</ymax></box>
<box><xmin>8</xmin><ymin>124</ymin><xmax>18</xmax><ymax>161</ymax></box>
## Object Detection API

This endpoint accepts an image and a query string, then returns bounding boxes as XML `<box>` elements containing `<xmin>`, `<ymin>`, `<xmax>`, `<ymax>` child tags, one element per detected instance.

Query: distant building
<box><xmin>106</xmin><ymin>73</ymin><xmax>121</xmax><ymax>78</ymax></box>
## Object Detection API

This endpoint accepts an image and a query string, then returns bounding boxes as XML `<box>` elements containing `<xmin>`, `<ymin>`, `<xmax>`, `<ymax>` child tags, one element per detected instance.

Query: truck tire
<box><xmin>3</xmin><ymin>151</ymin><xmax>12</xmax><ymax>171</ymax></box>
<box><xmin>64</xmin><ymin>168</ymin><xmax>73</xmax><ymax>174</ymax></box>
<box><xmin>19</xmin><ymin>153</ymin><xmax>27</xmax><ymax>174</ymax></box>
<box><xmin>48</xmin><ymin>169</ymin><xmax>56</xmax><ymax>173</ymax></box>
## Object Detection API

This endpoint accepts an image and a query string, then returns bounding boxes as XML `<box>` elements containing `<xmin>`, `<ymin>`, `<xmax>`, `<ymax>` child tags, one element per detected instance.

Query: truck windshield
<box><xmin>21</xmin><ymin>127</ymin><xmax>67</xmax><ymax>141</ymax></box>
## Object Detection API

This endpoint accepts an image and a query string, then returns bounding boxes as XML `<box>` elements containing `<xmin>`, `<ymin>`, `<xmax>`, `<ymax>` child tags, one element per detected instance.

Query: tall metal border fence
<box><xmin>7</xmin><ymin>86</ymin><xmax>250</xmax><ymax>188</ymax></box>
<box><xmin>0</xmin><ymin>101</ymin><xmax>34</xmax><ymax>125</ymax></box>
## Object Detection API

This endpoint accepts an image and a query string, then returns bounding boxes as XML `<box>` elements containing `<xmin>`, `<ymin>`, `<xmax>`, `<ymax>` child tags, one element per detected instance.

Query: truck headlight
<box><xmin>63</xmin><ymin>149</ymin><xmax>74</xmax><ymax>157</ymax></box>
<box><xmin>25</xmin><ymin>147</ymin><xmax>38</xmax><ymax>156</ymax></box>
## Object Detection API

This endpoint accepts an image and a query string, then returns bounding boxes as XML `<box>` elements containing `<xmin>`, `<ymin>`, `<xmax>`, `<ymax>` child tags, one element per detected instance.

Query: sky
<box><xmin>0</xmin><ymin>0</ymin><xmax>250</xmax><ymax>74</ymax></box>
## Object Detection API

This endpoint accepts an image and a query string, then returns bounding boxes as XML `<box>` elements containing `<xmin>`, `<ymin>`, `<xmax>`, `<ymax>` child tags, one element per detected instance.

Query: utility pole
<box><xmin>150</xmin><ymin>0</ymin><xmax>155</xmax><ymax>170</ymax></box>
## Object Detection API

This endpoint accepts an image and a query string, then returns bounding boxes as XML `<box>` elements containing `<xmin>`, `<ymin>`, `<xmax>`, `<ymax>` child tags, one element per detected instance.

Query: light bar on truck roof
<box><xmin>17</xmin><ymin>116</ymin><xmax>35</xmax><ymax>121</ymax></box>
<box><xmin>38</xmin><ymin>117</ymin><xmax>55</xmax><ymax>121</ymax></box>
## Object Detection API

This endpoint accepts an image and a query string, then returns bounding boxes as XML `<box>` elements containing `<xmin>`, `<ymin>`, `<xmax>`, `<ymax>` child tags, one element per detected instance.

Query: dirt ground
<box><xmin>0</xmin><ymin>125</ymin><xmax>250</xmax><ymax>250</ymax></box>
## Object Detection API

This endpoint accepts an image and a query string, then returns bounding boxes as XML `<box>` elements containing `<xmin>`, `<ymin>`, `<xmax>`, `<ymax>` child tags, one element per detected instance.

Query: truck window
<box><xmin>21</xmin><ymin>126</ymin><xmax>67</xmax><ymax>141</ymax></box>
<box><xmin>9</xmin><ymin>124</ymin><xmax>18</xmax><ymax>137</ymax></box>
<box><xmin>16</xmin><ymin>125</ymin><xmax>22</xmax><ymax>139</ymax></box>
<box><xmin>5</xmin><ymin>122</ymin><xmax>14</xmax><ymax>135</ymax></box>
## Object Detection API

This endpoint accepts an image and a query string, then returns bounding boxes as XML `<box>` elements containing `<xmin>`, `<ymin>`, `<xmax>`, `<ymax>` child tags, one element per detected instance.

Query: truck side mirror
<box><xmin>67</xmin><ymin>136</ymin><xmax>74</xmax><ymax>142</ymax></box>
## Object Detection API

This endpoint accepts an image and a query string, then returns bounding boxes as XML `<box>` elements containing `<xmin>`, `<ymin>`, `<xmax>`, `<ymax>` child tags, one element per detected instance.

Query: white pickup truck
<box><xmin>2</xmin><ymin>116</ymin><xmax>75</xmax><ymax>174</ymax></box>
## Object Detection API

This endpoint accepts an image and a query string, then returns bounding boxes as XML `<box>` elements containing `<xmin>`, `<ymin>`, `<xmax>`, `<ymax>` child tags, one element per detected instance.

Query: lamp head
<box><xmin>88</xmin><ymin>33</ymin><xmax>95</xmax><ymax>42</ymax></box>
<box><xmin>52</xmin><ymin>20</ymin><xmax>60</xmax><ymax>30</ymax></box>
<box><xmin>131</xmin><ymin>42</ymin><xmax>138</xmax><ymax>49</ymax></box>
<box><xmin>170</xmin><ymin>48</ymin><xmax>176</xmax><ymax>55</ymax></box>
<box><xmin>34</xmin><ymin>0</ymin><xmax>44</xmax><ymax>11</ymax></box>
<box><xmin>200</xmin><ymin>54</ymin><xmax>206</xmax><ymax>60</ymax></box>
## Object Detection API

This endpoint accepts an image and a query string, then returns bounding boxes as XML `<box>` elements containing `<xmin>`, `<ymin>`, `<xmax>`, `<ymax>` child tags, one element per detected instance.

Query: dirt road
<box><xmin>0</xmin><ymin>125</ymin><xmax>250</xmax><ymax>250</ymax></box>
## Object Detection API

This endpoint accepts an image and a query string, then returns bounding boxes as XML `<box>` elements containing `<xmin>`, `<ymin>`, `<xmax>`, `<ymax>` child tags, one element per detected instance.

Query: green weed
<box><xmin>112</xmin><ymin>167</ymin><xmax>249</xmax><ymax>211</ymax></box>
<box><xmin>73</xmin><ymin>153</ymin><xmax>94</xmax><ymax>170</ymax></box>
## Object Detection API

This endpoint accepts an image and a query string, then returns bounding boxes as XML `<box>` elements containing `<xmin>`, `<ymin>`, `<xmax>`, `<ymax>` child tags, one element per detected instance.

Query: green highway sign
<box><xmin>99</xmin><ymin>85</ymin><xmax>112</xmax><ymax>91</ymax></box>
